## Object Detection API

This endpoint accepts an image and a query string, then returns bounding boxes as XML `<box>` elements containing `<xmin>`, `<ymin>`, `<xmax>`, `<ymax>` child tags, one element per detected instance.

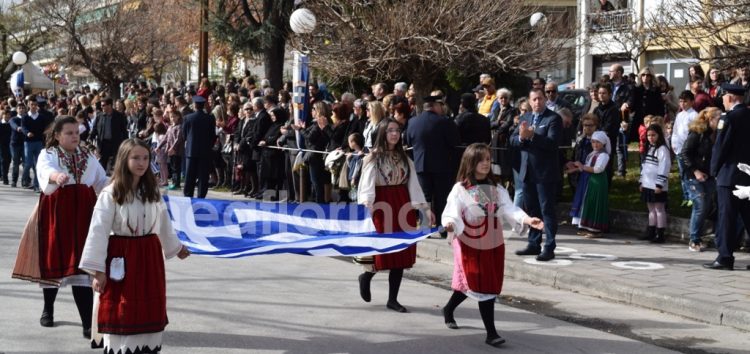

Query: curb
<box><xmin>557</xmin><ymin>202</ymin><xmax>713</xmax><ymax>243</ymax></box>
<box><xmin>416</xmin><ymin>238</ymin><xmax>750</xmax><ymax>332</ymax></box>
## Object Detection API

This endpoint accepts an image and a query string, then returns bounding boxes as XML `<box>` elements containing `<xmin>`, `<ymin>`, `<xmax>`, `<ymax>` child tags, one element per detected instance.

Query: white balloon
<box><xmin>530</xmin><ymin>12</ymin><xmax>547</xmax><ymax>27</ymax></box>
<box><xmin>290</xmin><ymin>8</ymin><xmax>316</xmax><ymax>34</ymax></box>
<box><xmin>12</xmin><ymin>51</ymin><xmax>27</xmax><ymax>65</ymax></box>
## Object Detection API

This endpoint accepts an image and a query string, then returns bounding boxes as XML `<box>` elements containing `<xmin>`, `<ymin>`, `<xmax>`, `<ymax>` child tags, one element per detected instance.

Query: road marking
<box><xmin>523</xmin><ymin>258</ymin><xmax>573</xmax><ymax>266</ymax></box>
<box><xmin>611</xmin><ymin>261</ymin><xmax>664</xmax><ymax>270</ymax></box>
<box><xmin>568</xmin><ymin>253</ymin><xmax>618</xmax><ymax>261</ymax></box>
<box><xmin>555</xmin><ymin>247</ymin><xmax>578</xmax><ymax>254</ymax></box>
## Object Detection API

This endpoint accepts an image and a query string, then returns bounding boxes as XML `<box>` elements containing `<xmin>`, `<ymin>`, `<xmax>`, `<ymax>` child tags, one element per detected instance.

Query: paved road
<box><xmin>0</xmin><ymin>184</ymin><xmax>684</xmax><ymax>353</ymax></box>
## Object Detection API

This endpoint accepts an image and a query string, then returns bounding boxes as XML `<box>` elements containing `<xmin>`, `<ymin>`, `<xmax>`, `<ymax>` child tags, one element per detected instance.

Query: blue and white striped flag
<box><xmin>165</xmin><ymin>196</ymin><xmax>437</xmax><ymax>258</ymax></box>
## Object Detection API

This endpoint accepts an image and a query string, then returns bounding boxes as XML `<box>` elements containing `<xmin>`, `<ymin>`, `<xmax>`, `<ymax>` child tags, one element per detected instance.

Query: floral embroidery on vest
<box><xmin>55</xmin><ymin>146</ymin><xmax>89</xmax><ymax>184</ymax></box>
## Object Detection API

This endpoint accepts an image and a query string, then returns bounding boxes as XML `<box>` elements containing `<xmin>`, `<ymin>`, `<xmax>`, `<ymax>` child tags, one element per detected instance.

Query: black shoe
<box><xmin>536</xmin><ymin>251</ymin><xmax>555</xmax><ymax>262</ymax></box>
<box><xmin>11</xmin><ymin>182</ymin><xmax>17</xmax><ymax>188</ymax></box>
<box><xmin>2</xmin><ymin>180</ymin><xmax>8</xmax><ymax>185</ymax></box>
<box><xmin>83</xmin><ymin>327</ymin><xmax>91</xmax><ymax>339</ymax></box>
<box><xmin>639</xmin><ymin>226</ymin><xmax>656</xmax><ymax>241</ymax></box>
<box><xmin>746</xmin><ymin>265</ymin><xmax>750</xmax><ymax>270</ymax></box>
<box><xmin>40</xmin><ymin>311</ymin><xmax>53</xmax><ymax>327</ymax></box>
<box><xmin>515</xmin><ymin>247</ymin><xmax>541</xmax><ymax>256</ymax></box>
<box><xmin>442</xmin><ymin>308</ymin><xmax>459</xmax><ymax>329</ymax></box>
<box><xmin>386</xmin><ymin>301</ymin><xmax>408</xmax><ymax>313</ymax></box>
<box><xmin>486</xmin><ymin>335</ymin><xmax>506</xmax><ymax>347</ymax></box>
<box><xmin>703</xmin><ymin>261</ymin><xmax>733</xmax><ymax>270</ymax></box>
<box><xmin>358</xmin><ymin>273</ymin><xmax>371</xmax><ymax>302</ymax></box>
<box><xmin>650</xmin><ymin>228</ymin><xmax>666</xmax><ymax>244</ymax></box>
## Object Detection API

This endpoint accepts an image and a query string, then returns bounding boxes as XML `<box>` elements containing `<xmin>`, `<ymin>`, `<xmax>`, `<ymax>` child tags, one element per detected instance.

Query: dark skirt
<box><xmin>260</xmin><ymin>150</ymin><xmax>284</xmax><ymax>180</ymax></box>
<box><xmin>98</xmin><ymin>234</ymin><xmax>168</xmax><ymax>335</ymax></box>
<box><xmin>460</xmin><ymin>215</ymin><xmax>505</xmax><ymax>294</ymax></box>
<box><xmin>38</xmin><ymin>184</ymin><xmax>97</xmax><ymax>279</ymax></box>
<box><xmin>641</xmin><ymin>187</ymin><xmax>668</xmax><ymax>203</ymax></box>
<box><xmin>372</xmin><ymin>184</ymin><xmax>417</xmax><ymax>271</ymax></box>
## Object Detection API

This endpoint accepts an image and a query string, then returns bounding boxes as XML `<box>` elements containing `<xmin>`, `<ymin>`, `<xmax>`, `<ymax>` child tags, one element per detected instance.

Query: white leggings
<box><xmin>647</xmin><ymin>202</ymin><xmax>667</xmax><ymax>228</ymax></box>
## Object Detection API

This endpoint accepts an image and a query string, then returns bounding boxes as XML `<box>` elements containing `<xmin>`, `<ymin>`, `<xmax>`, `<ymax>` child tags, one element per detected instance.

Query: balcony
<box><xmin>587</xmin><ymin>9</ymin><xmax>633</xmax><ymax>33</ymax></box>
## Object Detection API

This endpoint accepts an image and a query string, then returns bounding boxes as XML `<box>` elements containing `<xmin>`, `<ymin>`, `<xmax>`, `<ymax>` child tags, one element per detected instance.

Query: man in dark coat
<box><xmin>405</xmin><ymin>95</ymin><xmax>461</xmax><ymax>237</ymax></box>
<box><xmin>594</xmin><ymin>83</ymin><xmax>621</xmax><ymax>183</ymax></box>
<box><xmin>511</xmin><ymin>88</ymin><xmax>563</xmax><ymax>262</ymax></box>
<box><xmin>91</xmin><ymin>97</ymin><xmax>128</xmax><ymax>172</ymax></box>
<box><xmin>455</xmin><ymin>93</ymin><xmax>491</xmax><ymax>149</ymax></box>
<box><xmin>182</xmin><ymin>96</ymin><xmax>217</xmax><ymax>198</ymax></box>
<box><xmin>703</xmin><ymin>84</ymin><xmax>750</xmax><ymax>270</ymax></box>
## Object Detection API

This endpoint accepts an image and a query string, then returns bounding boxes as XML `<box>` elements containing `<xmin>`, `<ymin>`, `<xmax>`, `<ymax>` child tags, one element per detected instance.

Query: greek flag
<box><xmin>165</xmin><ymin>196</ymin><xmax>436</xmax><ymax>258</ymax></box>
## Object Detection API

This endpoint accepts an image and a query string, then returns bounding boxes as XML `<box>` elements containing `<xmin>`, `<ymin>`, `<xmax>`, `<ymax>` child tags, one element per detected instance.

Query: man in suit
<box><xmin>405</xmin><ymin>95</ymin><xmax>461</xmax><ymax>237</ymax></box>
<box><xmin>703</xmin><ymin>84</ymin><xmax>750</xmax><ymax>270</ymax></box>
<box><xmin>92</xmin><ymin>97</ymin><xmax>128</xmax><ymax>172</ymax></box>
<box><xmin>511</xmin><ymin>88</ymin><xmax>563</xmax><ymax>261</ymax></box>
<box><xmin>182</xmin><ymin>95</ymin><xmax>216</xmax><ymax>198</ymax></box>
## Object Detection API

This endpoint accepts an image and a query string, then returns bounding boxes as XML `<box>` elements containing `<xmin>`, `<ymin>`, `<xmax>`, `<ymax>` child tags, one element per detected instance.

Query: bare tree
<box><xmin>648</xmin><ymin>0</ymin><xmax>750</xmax><ymax>69</ymax></box>
<box><xmin>289</xmin><ymin>0</ymin><xmax>575</xmax><ymax>101</ymax></box>
<box><xmin>0</xmin><ymin>2</ymin><xmax>55</xmax><ymax>97</ymax></box>
<box><xmin>32</xmin><ymin>0</ymin><xmax>186</xmax><ymax>97</ymax></box>
<box><xmin>209</xmin><ymin>0</ymin><xmax>293</xmax><ymax>89</ymax></box>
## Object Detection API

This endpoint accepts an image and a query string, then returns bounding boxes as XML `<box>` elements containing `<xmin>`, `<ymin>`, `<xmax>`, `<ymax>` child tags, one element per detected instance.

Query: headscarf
<box><xmin>591</xmin><ymin>131</ymin><xmax>611</xmax><ymax>155</ymax></box>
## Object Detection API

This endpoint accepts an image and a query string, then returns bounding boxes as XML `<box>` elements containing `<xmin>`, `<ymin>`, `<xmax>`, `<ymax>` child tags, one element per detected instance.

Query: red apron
<box><xmin>38</xmin><ymin>184</ymin><xmax>97</xmax><ymax>279</ymax></box>
<box><xmin>371</xmin><ymin>184</ymin><xmax>418</xmax><ymax>270</ymax></box>
<box><xmin>459</xmin><ymin>215</ymin><xmax>505</xmax><ymax>294</ymax></box>
<box><xmin>98</xmin><ymin>234</ymin><xmax>168</xmax><ymax>335</ymax></box>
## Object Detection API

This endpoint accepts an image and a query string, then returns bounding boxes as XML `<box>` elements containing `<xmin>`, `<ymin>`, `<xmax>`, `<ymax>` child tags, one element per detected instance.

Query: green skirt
<box><xmin>579</xmin><ymin>172</ymin><xmax>609</xmax><ymax>232</ymax></box>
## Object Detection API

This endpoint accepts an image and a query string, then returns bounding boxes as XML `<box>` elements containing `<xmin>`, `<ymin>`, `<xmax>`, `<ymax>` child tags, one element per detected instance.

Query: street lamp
<box><xmin>12</xmin><ymin>51</ymin><xmax>27</xmax><ymax>66</ymax></box>
<box><xmin>530</xmin><ymin>12</ymin><xmax>547</xmax><ymax>28</ymax></box>
<box><xmin>290</xmin><ymin>8</ymin><xmax>316</xmax><ymax>34</ymax></box>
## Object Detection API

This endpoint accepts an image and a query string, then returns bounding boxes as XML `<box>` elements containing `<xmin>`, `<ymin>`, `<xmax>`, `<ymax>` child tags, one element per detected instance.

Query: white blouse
<box><xmin>585</xmin><ymin>151</ymin><xmax>610</xmax><ymax>174</ymax></box>
<box><xmin>441</xmin><ymin>182</ymin><xmax>528</xmax><ymax>237</ymax></box>
<box><xmin>36</xmin><ymin>147</ymin><xmax>109</xmax><ymax>195</ymax></box>
<box><xmin>357</xmin><ymin>153</ymin><xmax>427</xmax><ymax>209</ymax></box>
<box><xmin>79</xmin><ymin>185</ymin><xmax>183</xmax><ymax>274</ymax></box>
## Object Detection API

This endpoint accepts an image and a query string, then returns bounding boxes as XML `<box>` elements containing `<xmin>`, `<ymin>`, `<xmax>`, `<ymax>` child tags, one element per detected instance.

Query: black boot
<box><xmin>442</xmin><ymin>291</ymin><xmax>467</xmax><ymax>329</ymax></box>
<box><xmin>651</xmin><ymin>228</ymin><xmax>666</xmax><ymax>243</ymax></box>
<box><xmin>358</xmin><ymin>272</ymin><xmax>374</xmax><ymax>302</ymax></box>
<box><xmin>639</xmin><ymin>226</ymin><xmax>656</xmax><ymax>241</ymax></box>
<box><xmin>479</xmin><ymin>298</ymin><xmax>505</xmax><ymax>347</ymax></box>
<box><xmin>40</xmin><ymin>288</ymin><xmax>58</xmax><ymax>327</ymax></box>
<box><xmin>72</xmin><ymin>286</ymin><xmax>93</xmax><ymax>338</ymax></box>
<box><xmin>386</xmin><ymin>269</ymin><xmax>407</xmax><ymax>312</ymax></box>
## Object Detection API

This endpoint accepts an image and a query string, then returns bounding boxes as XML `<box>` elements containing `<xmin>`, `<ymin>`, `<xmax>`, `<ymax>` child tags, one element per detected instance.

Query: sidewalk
<box><xmin>417</xmin><ymin>226</ymin><xmax>750</xmax><ymax>332</ymax></box>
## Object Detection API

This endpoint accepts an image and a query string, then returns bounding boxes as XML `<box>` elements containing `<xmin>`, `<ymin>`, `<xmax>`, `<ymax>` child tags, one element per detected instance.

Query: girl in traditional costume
<box><xmin>80</xmin><ymin>138</ymin><xmax>190</xmax><ymax>353</ymax></box>
<box><xmin>569</xmin><ymin>131</ymin><xmax>611</xmax><ymax>236</ymax></box>
<box><xmin>441</xmin><ymin>143</ymin><xmax>543</xmax><ymax>348</ymax></box>
<box><xmin>12</xmin><ymin>116</ymin><xmax>108</xmax><ymax>339</ymax></box>
<box><xmin>357</xmin><ymin>118</ymin><xmax>433</xmax><ymax>313</ymax></box>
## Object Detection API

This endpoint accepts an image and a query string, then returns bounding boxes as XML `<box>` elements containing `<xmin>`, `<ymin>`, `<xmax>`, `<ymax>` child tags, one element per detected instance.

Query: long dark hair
<box><xmin>369</xmin><ymin>118</ymin><xmax>410</xmax><ymax>175</ymax></box>
<box><xmin>45</xmin><ymin>116</ymin><xmax>78</xmax><ymax>149</ymax></box>
<box><xmin>111</xmin><ymin>138</ymin><xmax>160</xmax><ymax>205</ymax></box>
<box><xmin>456</xmin><ymin>143</ymin><xmax>499</xmax><ymax>184</ymax></box>
<box><xmin>645</xmin><ymin>123</ymin><xmax>667</xmax><ymax>150</ymax></box>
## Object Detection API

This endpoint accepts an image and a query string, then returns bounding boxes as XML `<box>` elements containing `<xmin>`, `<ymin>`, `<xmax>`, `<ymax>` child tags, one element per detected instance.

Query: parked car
<box><xmin>559</xmin><ymin>89</ymin><xmax>591</xmax><ymax>123</ymax></box>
